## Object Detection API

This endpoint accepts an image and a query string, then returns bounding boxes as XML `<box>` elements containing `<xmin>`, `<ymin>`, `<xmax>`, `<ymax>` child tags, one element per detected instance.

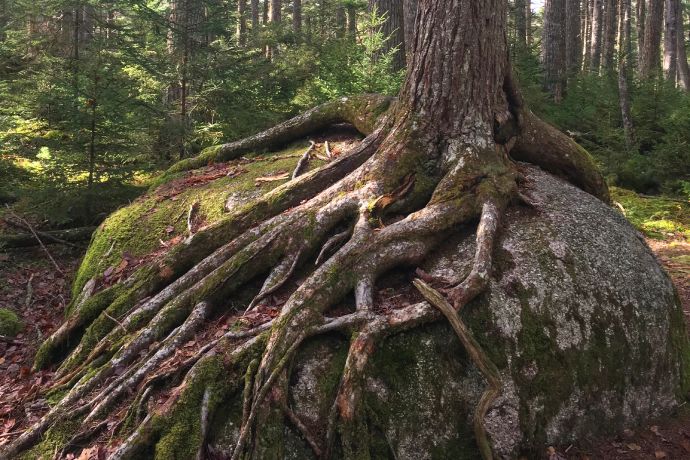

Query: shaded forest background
<box><xmin>0</xmin><ymin>0</ymin><xmax>689</xmax><ymax>231</ymax></box>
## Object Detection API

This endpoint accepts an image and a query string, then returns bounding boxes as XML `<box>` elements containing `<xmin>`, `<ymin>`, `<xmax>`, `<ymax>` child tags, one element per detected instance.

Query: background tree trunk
<box><xmin>618</xmin><ymin>0</ymin><xmax>635</xmax><ymax>149</ymax></box>
<box><xmin>602</xmin><ymin>0</ymin><xmax>618</xmax><ymax>72</ymax></box>
<box><xmin>515</xmin><ymin>0</ymin><xmax>529</xmax><ymax>49</ymax></box>
<box><xmin>544</xmin><ymin>0</ymin><xmax>567</xmax><ymax>101</ymax></box>
<box><xmin>677</xmin><ymin>0</ymin><xmax>690</xmax><ymax>90</ymax></box>
<box><xmin>590</xmin><ymin>0</ymin><xmax>604</xmax><ymax>71</ymax></box>
<box><xmin>346</xmin><ymin>4</ymin><xmax>357</xmax><ymax>36</ymax></box>
<box><xmin>265</xmin><ymin>0</ymin><xmax>281</xmax><ymax>59</ymax></box>
<box><xmin>251</xmin><ymin>0</ymin><xmax>259</xmax><ymax>34</ymax></box>
<box><xmin>640</xmin><ymin>0</ymin><xmax>663</xmax><ymax>78</ymax></box>
<box><xmin>293</xmin><ymin>0</ymin><xmax>301</xmax><ymax>38</ymax></box>
<box><xmin>237</xmin><ymin>0</ymin><xmax>247</xmax><ymax>45</ymax></box>
<box><xmin>636</xmin><ymin>0</ymin><xmax>646</xmax><ymax>64</ymax></box>
<box><xmin>368</xmin><ymin>0</ymin><xmax>405</xmax><ymax>72</ymax></box>
<box><xmin>566</xmin><ymin>0</ymin><xmax>583</xmax><ymax>73</ymax></box>
<box><xmin>404</xmin><ymin>0</ymin><xmax>418</xmax><ymax>60</ymax></box>
<box><xmin>583</xmin><ymin>0</ymin><xmax>593</xmax><ymax>70</ymax></box>
<box><xmin>336</xmin><ymin>6</ymin><xmax>346</xmax><ymax>38</ymax></box>
<box><xmin>664</xmin><ymin>0</ymin><xmax>678</xmax><ymax>82</ymax></box>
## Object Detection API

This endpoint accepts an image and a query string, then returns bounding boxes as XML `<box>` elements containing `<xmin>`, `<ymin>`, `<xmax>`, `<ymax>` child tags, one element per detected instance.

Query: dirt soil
<box><xmin>0</xmin><ymin>233</ymin><xmax>689</xmax><ymax>459</ymax></box>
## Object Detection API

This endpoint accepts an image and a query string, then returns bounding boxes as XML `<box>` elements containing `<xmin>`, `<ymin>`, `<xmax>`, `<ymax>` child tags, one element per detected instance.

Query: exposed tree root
<box><xmin>0</xmin><ymin>86</ymin><xmax>614</xmax><ymax>460</ymax></box>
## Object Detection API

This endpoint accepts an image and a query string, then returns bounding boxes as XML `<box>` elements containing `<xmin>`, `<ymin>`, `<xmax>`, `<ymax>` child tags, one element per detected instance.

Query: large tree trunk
<box><xmin>637</xmin><ymin>0</ymin><xmax>646</xmax><ymax>62</ymax></box>
<box><xmin>1</xmin><ymin>1</ymin><xmax>628</xmax><ymax>459</ymax></box>
<box><xmin>664</xmin><ymin>0</ymin><xmax>679</xmax><ymax>82</ymax></box>
<box><xmin>543</xmin><ymin>0</ymin><xmax>567</xmax><ymax>101</ymax></box>
<box><xmin>640</xmin><ymin>0</ymin><xmax>664</xmax><ymax>78</ymax></box>
<box><xmin>368</xmin><ymin>0</ymin><xmax>406</xmax><ymax>72</ymax></box>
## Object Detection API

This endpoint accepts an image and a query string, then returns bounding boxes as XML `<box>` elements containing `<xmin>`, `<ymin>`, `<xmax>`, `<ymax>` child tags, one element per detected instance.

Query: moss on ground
<box><xmin>0</xmin><ymin>307</ymin><xmax>22</xmax><ymax>337</ymax></box>
<box><xmin>611</xmin><ymin>187</ymin><xmax>690</xmax><ymax>241</ymax></box>
<box><xmin>72</xmin><ymin>140</ymin><xmax>333</xmax><ymax>297</ymax></box>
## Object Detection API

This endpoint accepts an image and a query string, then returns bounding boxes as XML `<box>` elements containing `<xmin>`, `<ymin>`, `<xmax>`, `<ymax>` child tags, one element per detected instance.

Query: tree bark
<box><xmin>515</xmin><ymin>0</ymin><xmax>528</xmax><ymax>49</ymax></box>
<box><xmin>526</xmin><ymin>0</ymin><xmax>533</xmax><ymax>46</ymax></box>
<box><xmin>336</xmin><ymin>6</ymin><xmax>346</xmax><ymax>38</ymax></box>
<box><xmin>544</xmin><ymin>0</ymin><xmax>567</xmax><ymax>101</ymax></box>
<box><xmin>583</xmin><ymin>0</ymin><xmax>593</xmax><ymax>70</ymax></box>
<box><xmin>637</xmin><ymin>0</ymin><xmax>646</xmax><ymax>62</ymax></box>
<box><xmin>404</xmin><ymin>0</ymin><xmax>418</xmax><ymax>59</ymax></box>
<box><xmin>368</xmin><ymin>0</ymin><xmax>406</xmax><ymax>72</ymax></box>
<box><xmin>664</xmin><ymin>0</ymin><xmax>678</xmax><ymax>82</ymax></box>
<box><xmin>237</xmin><ymin>0</ymin><xmax>247</xmax><ymax>45</ymax></box>
<box><xmin>590</xmin><ymin>0</ymin><xmax>604</xmax><ymax>71</ymax></box>
<box><xmin>346</xmin><ymin>4</ymin><xmax>357</xmax><ymax>36</ymax></box>
<box><xmin>602</xmin><ymin>0</ymin><xmax>618</xmax><ymax>72</ymax></box>
<box><xmin>251</xmin><ymin>0</ymin><xmax>259</xmax><ymax>33</ymax></box>
<box><xmin>618</xmin><ymin>0</ymin><xmax>636</xmax><ymax>149</ymax></box>
<box><xmin>566</xmin><ymin>0</ymin><xmax>583</xmax><ymax>73</ymax></box>
<box><xmin>640</xmin><ymin>0</ymin><xmax>664</xmax><ymax>78</ymax></box>
<box><xmin>293</xmin><ymin>0</ymin><xmax>301</xmax><ymax>38</ymax></box>
<box><xmin>265</xmin><ymin>0</ymin><xmax>281</xmax><ymax>59</ymax></box>
<box><xmin>677</xmin><ymin>0</ymin><xmax>690</xmax><ymax>90</ymax></box>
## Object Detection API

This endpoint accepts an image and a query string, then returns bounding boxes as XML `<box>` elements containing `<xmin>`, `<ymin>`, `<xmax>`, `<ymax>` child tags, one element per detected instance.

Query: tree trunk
<box><xmin>265</xmin><ymin>0</ymin><xmax>281</xmax><ymax>59</ymax></box>
<box><xmin>544</xmin><ymin>0</ymin><xmax>567</xmax><ymax>101</ymax></box>
<box><xmin>640</xmin><ymin>0</ymin><xmax>664</xmax><ymax>78</ymax></box>
<box><xmin>526</xmin><ymin>0</ymin><xmax>533</xmax><ymax>46</ymax></box>
<box><xmin>368</xmin><ymin>0</ymin><xmax>406</xmax><ymax>72</ymax></box>
<box><xmin>336</xmin><ymin>6</ymin><xmax>346</xmax><ymax>38</ymax></box>
<box><xmin>346</xmin><ymin>4</ymin><xmax>357</xmax><ymax>36</ymax></box>
<box><xmin>251</xmin><ymin>0</ymin><xmax>259</xmax><ymax>34</ymax></box>
<box><xmin>515</xmin><ymin>0</ymin><xmax>529</xmax><ymax>49</ymax></box>
<box><xmin>618</xmin><ymin>0</ymin><xmax>636</xmax><ymax>149</ymax></box>
<box><xmin>602</xmin><ymin>0</ymin><xmax>618</xmax><ymax>72</ymax></box>
<box><xmin>677</xmin><ymin>0</ymin><xmax>690</xmax><ymax>90</ymax></box>
<box><xmin>636</xmin><ymin>0</ymin><xmax>646</xmax><ymax>62</ymax></box>
<box><xmin>583</xmin><ymin>0</ymin><xmax>593</xmax><ymax>70</ymax></box>
<box><xmin>404</xmin><ymin>0</ymin><xmax>418</xmax><ymax>59</ymax></box>
<box><xmin>237</xmin><ymin>0</ymin><xmax>247</xmax><ymax>45</ymax></box>
<box><xmin>262</xmin><ymin>0</ymin><xmax>268</xmax><ymax>24</ymax></box>
<box><xmin>566</xmin><ymin>0</ymin><xmax>583</xmax><ymax>73</ymax></box>
<box><xmin>0</xmin><ymin>1</ymin><xmax>614</xmax><ymax>459</ymax></box>
<box><xmin>590</xmin><ymin>0</ymin><xmax>604</xmax><ymax>71</ymax></box>
<box><xmin>664</xmin><ymin>0</ymin><xmax>678</xmax><ymax>82</ymax></box>
<box><xmin>293</xmin><ymin>0</ymin><xmax>301</xmax><ymax>38</ymax></box>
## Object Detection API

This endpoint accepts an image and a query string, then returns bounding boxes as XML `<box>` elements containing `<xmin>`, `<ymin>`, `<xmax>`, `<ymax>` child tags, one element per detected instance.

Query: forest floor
<box><xmin>0</xmin><ymin>191</ymin><xmax>688</xmax><ymax>459</ymax></box>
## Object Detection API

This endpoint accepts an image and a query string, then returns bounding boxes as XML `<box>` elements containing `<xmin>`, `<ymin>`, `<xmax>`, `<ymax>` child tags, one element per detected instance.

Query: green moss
<box><xmin>611</xmin><ymin>187</ymin><xmax>690</xmax><ymax>241</ymax></box>
<box><xmin>19</xmin><ymin>419</ymin><xmax>81</xmax><ymax>460</ymax></box>
<box><xmin>0</xmin><ymin>308</ymin><xmax>22</xmax><ymax>337</ymax></box>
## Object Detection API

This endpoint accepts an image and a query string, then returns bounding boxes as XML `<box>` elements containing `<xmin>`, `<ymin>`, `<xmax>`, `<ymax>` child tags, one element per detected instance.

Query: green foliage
<box><xmin>0</xmin><ymin>308</ymin><xmax>23</xmax><ymax>337</ymax></box>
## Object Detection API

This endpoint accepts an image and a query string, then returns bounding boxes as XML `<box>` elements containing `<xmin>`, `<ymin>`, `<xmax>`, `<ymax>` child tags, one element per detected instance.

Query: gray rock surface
<box><xmin>216</xmin><ymin>166</ymin><xmax>689</xmax><ymax>459</ymax></box>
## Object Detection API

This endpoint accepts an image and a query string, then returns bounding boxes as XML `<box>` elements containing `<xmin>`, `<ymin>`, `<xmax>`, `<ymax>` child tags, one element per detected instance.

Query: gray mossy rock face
<box><xmin>214</xmin><ymin>166</ymin><xmax>690</xmax><ymax>459</ymax></box>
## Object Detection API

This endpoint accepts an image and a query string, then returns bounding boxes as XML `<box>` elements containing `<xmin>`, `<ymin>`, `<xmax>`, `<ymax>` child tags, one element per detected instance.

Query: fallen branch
<box><xmin>292</xmin><ymin>141</ymin><xmax>316</xmax><ymax>179</ymax></box>
<box><xmin>4</xmin><ymin>206</ymin><xmax>62</xmax><ymax>274</ymax></box>
<box><xmin>1</xmin><ymin>218</ymin><xmax>94</xmax><ymax>249</ymax></box>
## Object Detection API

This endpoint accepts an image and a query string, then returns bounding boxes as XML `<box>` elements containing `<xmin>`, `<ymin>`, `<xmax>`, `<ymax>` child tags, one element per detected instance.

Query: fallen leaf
<box><xmin>626</xmin><ymin>443</ymin><xmax>641</xmax><ymax>451</ymax></box>
<box><xmin>655</xmin><ymin>451</ymin><xmax>667</xmax><ymax>459</ymax></box>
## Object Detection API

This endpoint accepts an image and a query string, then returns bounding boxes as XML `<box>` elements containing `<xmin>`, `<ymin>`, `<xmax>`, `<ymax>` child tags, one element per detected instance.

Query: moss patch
<box><xmin>0</xmin><ymin>308</ymin><xmax>22</xmax><ymax>337</ymax></box>
<box><xmin>611</xmin><ymin>187</ymin><xmax>690</xmax><ymax>241</ymax></box>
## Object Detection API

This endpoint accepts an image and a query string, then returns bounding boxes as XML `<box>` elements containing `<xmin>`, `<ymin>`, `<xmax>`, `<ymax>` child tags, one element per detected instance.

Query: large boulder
<box><xmin>210</xmin><ymin>165</ymin><xmax>689</xmax><ymax>458</ymax></box>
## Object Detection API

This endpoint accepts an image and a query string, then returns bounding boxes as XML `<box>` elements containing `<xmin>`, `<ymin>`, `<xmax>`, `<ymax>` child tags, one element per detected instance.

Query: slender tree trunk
<box><xmin>265</xmin><ymin>0</ymin><xmax>281</xmax><ymax>59</ymax></box>
<box><xmin>543</xmin><ymin>0</ymin><xmax>567</xmax><ymax>101</ymax></box>
<box><xmin>566</xmin><ymin>0</ymin><xmax>583</xmax><ymax>73</ymax></box>
<box><xmin>293</xmin><ymin>0</ymin><xmax>301</xmax><ymax>38</ymax></box>
<box><xmin>618</xmin><ymin>0</ymin><xmax>636</xmax><ymax>149</ymax></box>
<box><xmin>636</xmin><ymin>0</ymin><xmax>646</xmax><ymax>63</ymax></box>
<box><xmin>590</xmin><ymin>0</ymin><xmax>604</xmax><ymax>71</ymax></box>
<box><xmin>602</xmin><ymin>0</ymin><xmax>618</xmax><ymax>72</ymax></box>
<box><xmin>368</xmin><ymin>0</ymin><xmax>406</xmax><ymax>72</ymax></box>
<box><xmin>251</xmin><ymin>0</ymin><xmax>259</xmax><ymax>33</ymax></box>
<box><xmin>663</xmin><ymin>0</ymin><xmax>678</xmax><ymax>82</ymax></box>
<box><xmin>677</xmin><ymin>0</ymin><xmax>690</xmax><ymax>90</ymax></box>
<box><xmin>237</xmin><ymin>0</ymin><xmax>247</xmax><ymax>45</ymax></box>
<box><xmin>515</xmin><ymin>0</ymin><xmax>528</xmax><ymax>49</ymax></box>
<box><xmin>404</xmin><ymin>0</ymin><xmax>418</xmax><ymax>59</ymax></box>
<box><xmin>336</xmin><ymin>6</ymin><xmax>346</xmax><ymax>38</ymax></box>
<box><xmin>346</xmin><ymin>4</ymin><xmax>357</xmax><ymax>36</ymax></box>
<box><xmin>262</xmin><ymin>0</ymin><xmax>268</xmax><ymax>24</ymax></box>
<box><xmin>583</xmin><ymin>0</ymin><xmax>593</xmax><ymax>70</ymax></box>
<box><xmin>640</xmin><ymin>0</ymin><xmax>664</xmax><ymax>78</ymax></box>
<box><xmin>526</xmin><ymin>0</ymin><xmax>533</xmax><ymax>46</ymax></box>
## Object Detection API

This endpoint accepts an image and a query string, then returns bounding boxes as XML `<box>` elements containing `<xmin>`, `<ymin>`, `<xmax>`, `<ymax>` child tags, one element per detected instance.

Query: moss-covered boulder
<box><xmin>207</xmin><ymin>166</ymin><xmax>689</xmax><ymax>458</ymax></box>
<box><xmin>0</xmin><ymin>308</ymin><xmax>23</xmax><ymax>337</ymax></box>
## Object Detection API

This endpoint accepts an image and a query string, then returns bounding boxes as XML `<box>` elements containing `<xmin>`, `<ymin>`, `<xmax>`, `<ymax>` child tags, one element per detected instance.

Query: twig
<box><xmin>0</xmin><ymin>335</ymin><xmax>24</xmax><ymax>345</ymax></box>
<box><xmin>4</xmin><ymin>205</ymin><xmax>63</xmax><ymax>274</ymax></box>
<box><xmin>103</xmin><ymin>311</ymin><xmax>129</xmax><ymax>334</ymax></box>
<box><xmin>325</xmin><ymin>140</ymin><xmax>332</xmax><ymax>158</ymax></box>
<box><xmin>292</xmin><ymin>141</ymin><xmax>316</xmax><ymax>179</ymax></box>
<box><xmin>281</xmin><ymin>402</ymin><xmax>322</xmax><ymax>458</ymax></box>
